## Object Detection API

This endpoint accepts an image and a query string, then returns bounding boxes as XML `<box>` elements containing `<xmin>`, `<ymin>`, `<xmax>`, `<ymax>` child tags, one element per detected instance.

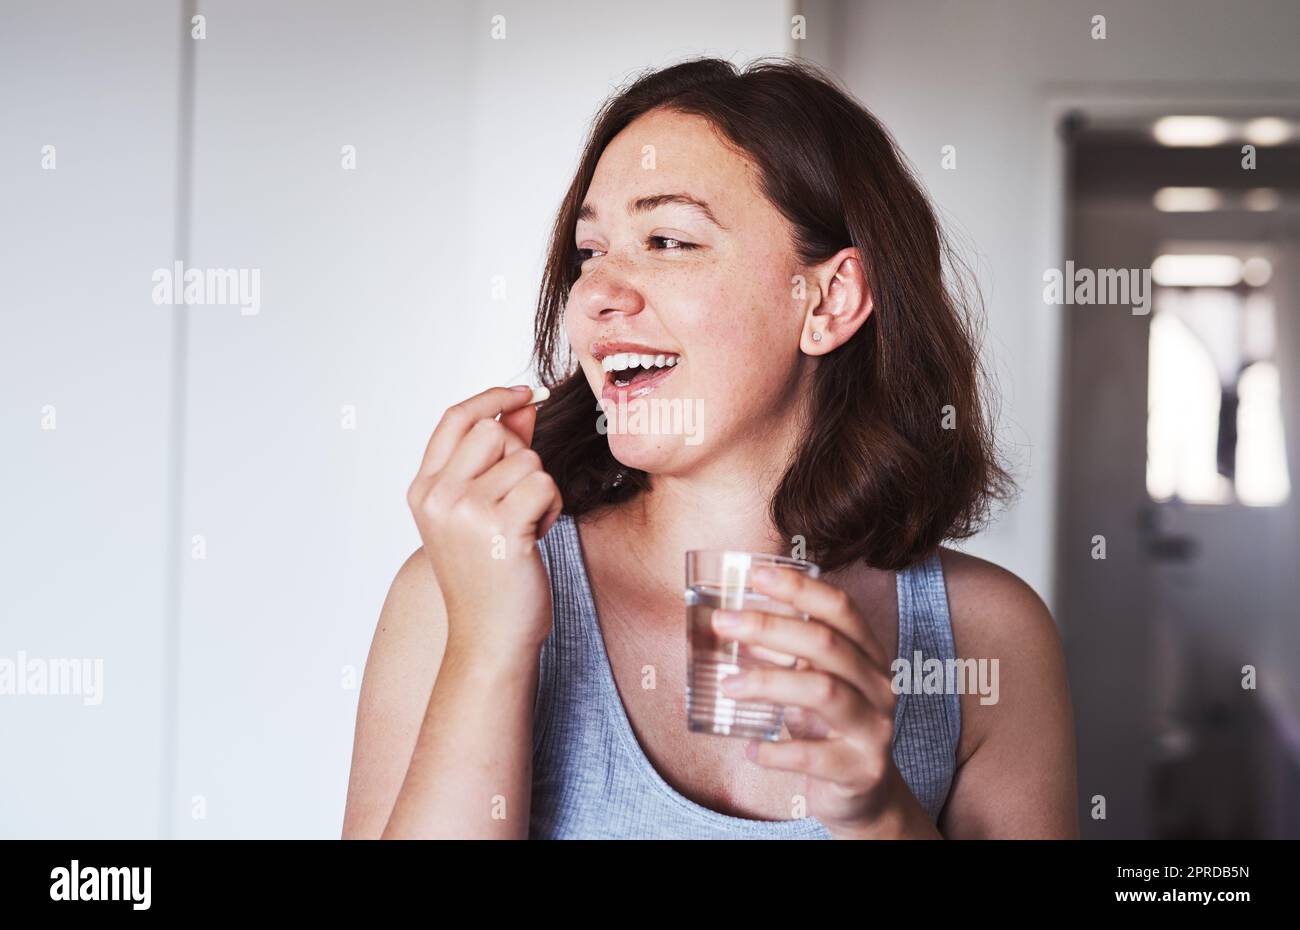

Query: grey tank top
<box><xmin>529</xmin><ymin>512</ymin><xmax>961</xmax><ymax>839</ymax></box>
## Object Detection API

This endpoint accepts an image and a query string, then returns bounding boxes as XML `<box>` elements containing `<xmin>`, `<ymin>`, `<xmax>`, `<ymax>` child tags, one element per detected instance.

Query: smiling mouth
<box><xmin>602</xmin><ymin>351</ymin><xmax>679</xmax><ymax>387</ymax></box>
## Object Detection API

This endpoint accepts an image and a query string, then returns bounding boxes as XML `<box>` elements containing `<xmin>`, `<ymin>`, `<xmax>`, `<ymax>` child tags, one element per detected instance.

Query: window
<box><xmin>1146</xmin><ymin>250</ymin><xmax>1289</xmax><ymax>505</ymax></box>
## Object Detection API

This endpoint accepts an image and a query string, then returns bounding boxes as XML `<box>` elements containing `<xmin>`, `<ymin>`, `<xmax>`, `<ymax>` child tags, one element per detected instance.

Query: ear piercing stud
<box><xmin>811</xmin><ymin>331</ymin><xmax>823</xmax><ymax>342</ymax></box>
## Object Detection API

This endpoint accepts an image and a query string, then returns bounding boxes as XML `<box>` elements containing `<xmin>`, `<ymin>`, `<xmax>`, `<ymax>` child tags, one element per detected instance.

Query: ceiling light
<box><xmin>1244</xmin><ymin>117</ymin><xmax>1292</xmax><ymax>146</ymax></box>
<box><xmin>1153</xmin><ymin>187</ymin><xmax>1222</xmax><ymax>212</ymax></box>
<box><xmin>1152</xmin><ymin>254</ymin><xmax>1242</xmax><ymax>287</ymax></box>
<box><xmin>1152</xmin><ymin>116</ymin><xmax>1231</xmax><ymax>147</ymax></box>
<box><xmin>1244</xmin><ymin>188</ymin><xmax>1282</xmax><ymax>211</ymax></box>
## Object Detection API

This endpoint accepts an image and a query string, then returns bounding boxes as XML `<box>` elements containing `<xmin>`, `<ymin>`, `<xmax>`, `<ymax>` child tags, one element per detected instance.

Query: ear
<box><xmin>799</xmin><ymin>248</ymin><xmax>873</xmax><ymax>356</ymax></box>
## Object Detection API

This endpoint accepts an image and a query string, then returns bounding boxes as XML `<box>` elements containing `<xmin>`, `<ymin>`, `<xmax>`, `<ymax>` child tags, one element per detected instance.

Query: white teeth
<box><xmin>600</xmin><ymin>351</ymin><xmax>680</xmax><ymax>373</ymax></box>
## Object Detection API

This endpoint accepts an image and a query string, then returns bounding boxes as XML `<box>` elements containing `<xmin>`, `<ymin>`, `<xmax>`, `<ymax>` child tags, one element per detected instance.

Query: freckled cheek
<box><xmin>562</xmin><ymin>304</ymin><xmax>579</xmax><ymax>344</ymax></box>
<box><xmin>563</xmin><ymin>298</ymin><xmax>598</xmax><ymax>344</ymax></box>
<box><xmin>670</xmin><ymin>272</ymin><xmax>787</xmax><ymax>362</ymax></box>
<box><xmin>561</xmin><ymin>304</ymin><xmax>600</xmax><ymax>387</ymax></box>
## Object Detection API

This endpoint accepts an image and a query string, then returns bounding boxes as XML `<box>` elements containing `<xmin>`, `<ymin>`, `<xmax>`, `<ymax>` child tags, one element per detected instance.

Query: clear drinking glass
<box><xmin>685</xmin><ymin>549</ymin><xmax>821</xmax><ymax>741</ymax></box>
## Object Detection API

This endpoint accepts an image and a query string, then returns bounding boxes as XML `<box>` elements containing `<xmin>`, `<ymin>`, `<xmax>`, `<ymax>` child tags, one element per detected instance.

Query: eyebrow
<box><xmin>576</xmin><ymin>192</ymin><xmax>727</xmax><ymax>229</ymax></box>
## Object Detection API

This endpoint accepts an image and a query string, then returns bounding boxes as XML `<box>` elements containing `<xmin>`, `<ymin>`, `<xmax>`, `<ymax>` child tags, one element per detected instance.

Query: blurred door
<box><xmin>1058</xmin><ymin>115</ymin><xmax>1300</xmax><ymax>839</ymax></box>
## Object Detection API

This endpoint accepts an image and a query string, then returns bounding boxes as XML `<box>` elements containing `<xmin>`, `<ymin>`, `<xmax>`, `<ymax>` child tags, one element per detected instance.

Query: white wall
<box><xmin>0</xmin><ymin>2</ymin><xmax>181</xmax><ymax>837</ymax></box>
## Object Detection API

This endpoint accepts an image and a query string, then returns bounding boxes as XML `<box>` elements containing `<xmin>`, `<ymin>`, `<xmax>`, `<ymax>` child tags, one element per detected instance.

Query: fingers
<box><xmin>407</xmin><ymin>386</ymin><xmax>562</xmax><ymax>551</ymax></box>
<box><xmin>750</xmin><ymin>568</ymin><xmax>887</xmax><ymax>667</ymax></box>
<box><xmin>474</xmin><ymin>447</ymin><xmax>546</xmax><ymax>503</ymax></box>
<box><xmin>417</xmin><ymin>385</ymin><xmax>541</xmax><ymax>479</ymax></box>
<box><xmin>746</xmin><ymin>737</ymin><xmax>887</xmax><ymax>790</ymax></box>
<box><xmin>536</xmin><ymin>498</ymin><xmax>563</xmax><ymax>540</ymax></box>
<box><xmin>472</xmin><ymin>446</ymin><xmax>563</xmax><ymax>540</ymax></box>
<box><xmin>712</xmin><ymin>608</ymin><xmax>879</xmax><ymax>694</ymax></box>
<box><xmin>437</xmin><ymin>417</ymin><xmax>527</xmax><ymax>486</ymax></box>
<box><xmin>498</xmin><ymin>401</ymin><xmax>540</xmax><ymax>449</ymax></box>
<box><xmin>497</xmin><ymin>469</ymin><xmax>563</xmax><ymax>544</ymax></box>
<box><xmin>721</xmin><ymin>665</ymin><xmax>892</xmax><ymax>741</ymax></box>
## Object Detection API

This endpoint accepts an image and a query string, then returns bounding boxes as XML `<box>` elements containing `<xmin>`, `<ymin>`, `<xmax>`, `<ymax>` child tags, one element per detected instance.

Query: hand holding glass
<box><xmin>685</xmin><ymin>549</ymin><xmax>821</xmax><ymax>741</ymax></box>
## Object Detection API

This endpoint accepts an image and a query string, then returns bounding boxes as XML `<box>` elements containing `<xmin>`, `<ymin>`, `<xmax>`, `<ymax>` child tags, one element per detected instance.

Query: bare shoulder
<box><xmin>935</xmin><ymin>546</ymin><xmax>1060</xmax><ymax>667</ymax></box>
<box><xmin>934</xmin><ymin>546</ymin><xmax>1066</xmax><ymax>756</ymax></box>
<box><xmin>932</xmin><ymin>545</ymin><xmax>1078</xmax><ymax>837</ymax></box>
<box><xmin>341</xmin><ymin>548</ymin><xmax>449</xmax><ymax>839</ymax></box>
<box><xmin>937</xmin><ymin>542</ymin><xmax>1047</xmax><ymax>600</ymax></box>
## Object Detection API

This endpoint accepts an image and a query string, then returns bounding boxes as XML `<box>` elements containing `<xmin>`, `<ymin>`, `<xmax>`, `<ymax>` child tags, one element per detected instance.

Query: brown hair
<box><xmin>530</xmin><ymin>56</ymin><xmax>1015</xmax><ymax>571</ymax></box>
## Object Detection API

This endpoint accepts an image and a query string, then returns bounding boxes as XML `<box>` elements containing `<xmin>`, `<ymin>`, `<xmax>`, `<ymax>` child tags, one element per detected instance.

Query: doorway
<box><xmin>1056</xmin><ymin>109</ymin><xmax>1300</xmax><ymax>839</ymax></box>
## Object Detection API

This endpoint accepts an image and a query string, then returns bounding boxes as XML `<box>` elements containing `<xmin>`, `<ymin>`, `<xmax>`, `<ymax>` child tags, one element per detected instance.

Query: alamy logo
<box><xmin>0</xmin><ymin>652</ymin><xmax>103</xmax><ymax>705</ymax></box>
<box><xmin>50</xmin><ymin>860</ymin><xmax>151</xmax><ymax>910</ymax></box>
<box><xmin>890</xmin><ymin>650</ymin><xmax>1000</xmax><ymax>705</ymax></box>
<box><xmin>1042</xmin><ymin>261</ymin><xmax>1152</xmax><ymax>315</ymax></box>
<box><xmin>596</xmin><ymin>395</ymin><xmax>704</xmax><ymax>445</ymax></box>
<box><xmin>151</xmin><ymin>260</ymin><xmax>261</xmax><ymax>315</ymax></box>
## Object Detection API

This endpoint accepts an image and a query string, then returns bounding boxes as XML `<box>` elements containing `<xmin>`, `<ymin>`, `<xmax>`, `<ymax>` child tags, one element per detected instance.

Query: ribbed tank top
<box><xmin>529</xmin><ymin>512</ymin><xmax>961</xmax><ymax>839</ymax></box>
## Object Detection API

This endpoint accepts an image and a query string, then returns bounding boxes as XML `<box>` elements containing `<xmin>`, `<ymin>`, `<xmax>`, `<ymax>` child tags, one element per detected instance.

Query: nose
<box><xmin>571</xmin><ymin>254</ymin><xmax>646</xmax><ymax>321</ymax></box>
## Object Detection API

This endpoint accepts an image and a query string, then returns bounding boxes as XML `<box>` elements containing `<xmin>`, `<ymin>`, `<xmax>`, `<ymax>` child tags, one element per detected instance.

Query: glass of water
<box><xmin>685</xmin><ymin>549</ymin><xmax>821</xmax><ymax>741</ymax></box>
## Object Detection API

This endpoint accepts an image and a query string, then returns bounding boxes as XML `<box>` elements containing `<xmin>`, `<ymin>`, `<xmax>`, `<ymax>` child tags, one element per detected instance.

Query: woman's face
<box><xmin>565</xmin><ymin>108</ymin><xmax>813</xmax><ymax>480</ymax></box>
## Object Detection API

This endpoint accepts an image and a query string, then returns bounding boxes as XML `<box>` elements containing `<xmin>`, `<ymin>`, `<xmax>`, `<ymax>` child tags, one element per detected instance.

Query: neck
<box><xmin>604</xmin><ymin>425</ymin><xmax>807</xmax><ymax>597</ymax></box>
<box><xmin>584</xmin><ymin>368</ymin><xmax>817</xmax><ymax>604</ymax></box>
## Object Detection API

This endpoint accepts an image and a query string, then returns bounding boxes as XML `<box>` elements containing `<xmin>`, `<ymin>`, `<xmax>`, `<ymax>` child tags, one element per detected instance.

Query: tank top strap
<box><xmin>890</xmin><ymin>548</ymin><xmax>962</xmax><ymax>818</ymax></box>
<box><xmin>531</xmin><ymin>513</ymin><xmax>580</xmax><ymax>757</ymax></box>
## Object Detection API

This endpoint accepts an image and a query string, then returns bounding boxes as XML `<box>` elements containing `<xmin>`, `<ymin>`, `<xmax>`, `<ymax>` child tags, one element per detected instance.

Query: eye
<box><xmin>649</xmin><ymin>236</ymin><xmax>697</xmax><ymax>251</ymax></box>
<box><xmin>572</xmin><ymin>237</ymin><xmax>697</xmax><ymax>269</ymax></box>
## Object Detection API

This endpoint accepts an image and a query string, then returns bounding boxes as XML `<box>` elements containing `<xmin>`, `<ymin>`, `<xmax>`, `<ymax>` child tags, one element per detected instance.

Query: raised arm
<box><xmin>342</xmin><ymin>385</ymin><xmax>561</xmax><ymax>839</ymax></box>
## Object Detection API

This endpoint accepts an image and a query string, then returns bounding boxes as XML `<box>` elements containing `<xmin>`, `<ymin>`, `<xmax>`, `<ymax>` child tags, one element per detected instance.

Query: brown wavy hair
<box><xmin>529</xmin><ymin>56</ymin><xmax>1015</xmax><ymax>572</ymax></box>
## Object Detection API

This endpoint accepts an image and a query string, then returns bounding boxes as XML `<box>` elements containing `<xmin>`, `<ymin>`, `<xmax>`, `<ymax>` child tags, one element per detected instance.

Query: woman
<box><xmin>342</xmin><ymin>57</ymin><xmax>1078</xmax><ymax>839</ymax></box>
